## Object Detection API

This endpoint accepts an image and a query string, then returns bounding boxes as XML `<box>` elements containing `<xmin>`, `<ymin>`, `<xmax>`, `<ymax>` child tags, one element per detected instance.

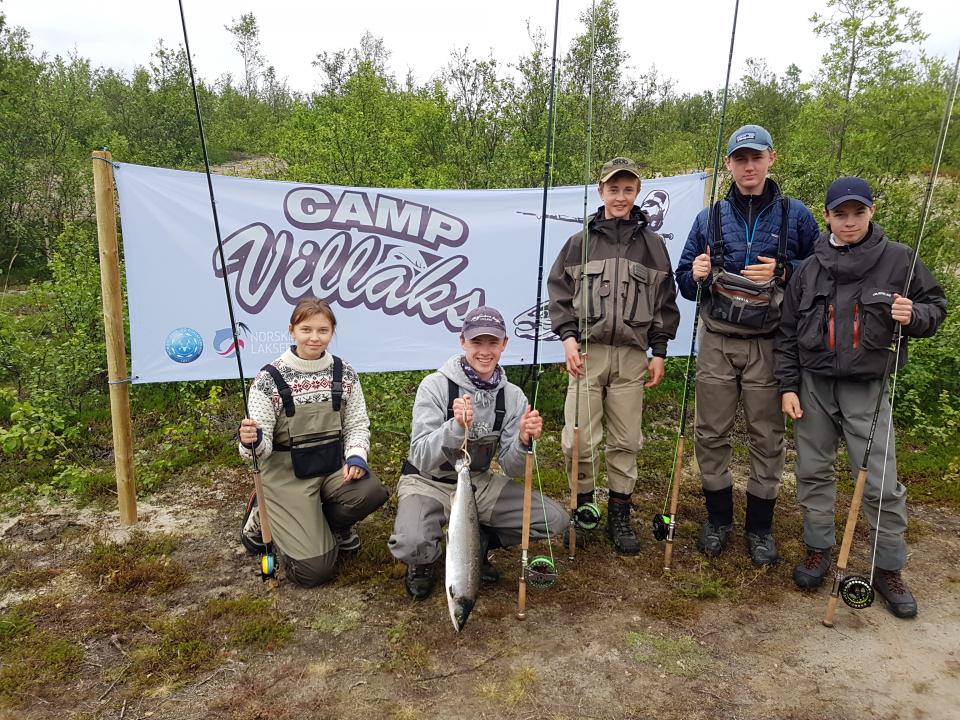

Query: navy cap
<box><xmin>825</xmin><ymin>176</ymin><xmax>874</xmax><ymax>210</ymax></box>
<box><xmin>726</xmin><ymin>124</ymin><xmax>774</xmax><ymax>155</ymax></box>
<box><xmin>462</xmin><ymin>306</ymin><xmax>506</xmax><ymax>340</ymax></box>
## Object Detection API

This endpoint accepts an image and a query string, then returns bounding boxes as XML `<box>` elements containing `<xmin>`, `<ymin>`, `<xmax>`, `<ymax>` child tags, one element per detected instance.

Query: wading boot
<box><xmin>480</xmin><ymin>530</ymin><xmax>500</xmax><ymax>585</ymax></box>
<box><xmin>333</xmin><ymin>526</ymin><xmax>361</xmax><ymax>553</ymax></box>
<box><xmin>404</xmin><ymin>563</ymin><xmax>435</xmax><ymax>600</ymax></box>
<box><xmin>240</xmin><ymin>491</ymin><xmax>266</xmax><ymax>555</ymax></box>
<box><xmin>606</xmin><ymin>493</ymin><xmax>641</xmax><ymax>555</ymax></box>
<box><xmin>793</xmin><ymin>547</ymin><xmax>831</xmax><ymax>589</ymax></box>
<box><xmin>744</xmin><ymin>493</ymin><xmax>779</xmax><ymax>567</ymax></box>
<box><xmin>873</xmin><ymin>569</ymin><xmax>918</xmax><ymax>619</ymax></box>
<box><xmin>697</xmin><ymin>520</ymin><xmax>733</xmax><ymax>557</ymax></box>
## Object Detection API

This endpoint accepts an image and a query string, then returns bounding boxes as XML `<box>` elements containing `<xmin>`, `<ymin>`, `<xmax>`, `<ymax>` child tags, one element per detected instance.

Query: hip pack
<box><xmin>701</xmin><ymin>197</ymin><xmax>789</xmax><ymax>338</ymax></box>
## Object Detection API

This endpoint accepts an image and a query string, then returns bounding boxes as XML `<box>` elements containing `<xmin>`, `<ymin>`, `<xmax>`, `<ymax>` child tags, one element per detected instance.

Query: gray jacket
<box><xmin>407</xmin><ymin>355</ymin><xmax>530</xmax><ymax>479</ymax></box>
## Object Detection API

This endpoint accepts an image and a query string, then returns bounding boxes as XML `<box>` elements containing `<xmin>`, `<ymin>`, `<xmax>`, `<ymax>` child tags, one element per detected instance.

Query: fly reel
<box><xmin>574</xmin><ymin>502</ymin><xmax>602</xmax><ymax>530</ymax></box>
<box><xmin>260</xmin><ymin>552</ymin><xmax>276</xmax><ymax>581</ymax></box>
<box><xmin>651</xmin><ymin>513</ymin><xmax>671</xmax><ymax>541</ymax></box>
<box><xmin>839</xmin><ymin>575</ymin><xmax>874</xmax><ymax>609</ymax></box>
<box><xmin>527</xmin><ymin>556</ymin><xmax>558</xmax><ymax>590</ymax></box>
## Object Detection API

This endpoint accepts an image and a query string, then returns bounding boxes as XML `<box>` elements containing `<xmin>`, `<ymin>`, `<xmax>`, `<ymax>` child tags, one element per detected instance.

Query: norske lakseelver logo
<box><xmin>214</xmin><ymin>322</ymin><xmax>252</xmax><ymax>357</ymax></box>
<box><xmin>212</xmin><ymin>188</ymin><xmax>485</xmax><ymax>332</ymax></box>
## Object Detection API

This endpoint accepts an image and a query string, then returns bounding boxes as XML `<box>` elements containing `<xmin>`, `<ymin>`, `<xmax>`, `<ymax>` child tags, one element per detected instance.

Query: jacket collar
<box><xmin>814</xmin><ymin>222</ymin><xmax>886</xmax><ymax>281</ymax></box>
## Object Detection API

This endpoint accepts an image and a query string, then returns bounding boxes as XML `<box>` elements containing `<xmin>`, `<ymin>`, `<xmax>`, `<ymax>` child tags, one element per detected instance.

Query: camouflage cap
<box><xmin>599</xmin><ymin>157</ymin><xmax>642</xmax><ymax>183</ymax></box>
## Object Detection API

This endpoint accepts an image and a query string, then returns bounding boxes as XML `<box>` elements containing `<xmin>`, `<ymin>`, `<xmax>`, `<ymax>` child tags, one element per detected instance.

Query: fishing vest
<box><xmin>260</xmin><ymin>357</ymin><xmax>344</xmax><ymax>480</ymax></box>
<box><xmin>701</xmin><ymin>197</ymin><xmax>790</xmax><ymax>338</ymax></box>
<box><xmin>402</xmin><ymin>378</ymin><xmax>506</xmax><ymax>484</ymax></box>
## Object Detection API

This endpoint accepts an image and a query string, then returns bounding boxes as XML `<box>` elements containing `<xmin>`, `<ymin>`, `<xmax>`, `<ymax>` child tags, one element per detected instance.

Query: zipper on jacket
<box><xmin>827</xmin><ymin>303</ymin><xmax>836</xmax><ymax>351</ymax></box>
<box><xmin>735</xmin><ymin>201</ymin><xmax>776</xmax><ymax>267</ymax></box>
<box><xmin>853</xmin><ymin>304</ymin><xmax>860</xmax><ymax>349</ymax></box>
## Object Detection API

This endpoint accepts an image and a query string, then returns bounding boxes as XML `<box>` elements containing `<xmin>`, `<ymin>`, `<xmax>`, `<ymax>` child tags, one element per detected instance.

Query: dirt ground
<box><xmin>2</xmin><ymin>465</ymin><xmax>959</xmax><ymax>720</ymax></box>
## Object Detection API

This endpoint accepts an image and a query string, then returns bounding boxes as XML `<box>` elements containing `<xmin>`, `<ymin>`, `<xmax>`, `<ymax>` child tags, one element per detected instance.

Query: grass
<box><xmin>78</xmin><ymin>531</ymin><xmax>187</xmax><ymax>595</ymax></box>
<box><xmin>626</xmin><ymin>630</ymin><xmax>715</xmax><ymax>678</ymax></box>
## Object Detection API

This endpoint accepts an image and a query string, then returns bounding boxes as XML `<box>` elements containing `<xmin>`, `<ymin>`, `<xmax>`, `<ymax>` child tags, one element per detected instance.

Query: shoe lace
<box><xmin>412</xmin><ymin>565</ymin><xmax>432</xmax><ymax>579</ymax></box>
<box><xmin>611</xmin><ymin>512</ymin><xmax>635</xmax><ymax>536</ymax></box>
<box><xmin>803</xmin><ymin>550</ymin><xmax>825</xmax><ymax>570</ymax></box>
<box><xmin>880</xmin><ymin>570</ymin><xmax>906</xmax><ymax>594</ymax></box>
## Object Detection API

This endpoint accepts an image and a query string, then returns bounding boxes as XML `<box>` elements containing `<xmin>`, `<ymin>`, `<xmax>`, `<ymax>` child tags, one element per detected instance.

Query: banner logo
<box><xmin>165</xmin><ymin>327</ymin><xmax>204</xmax><ymax>363</ymax></box>
<box><xmin>214</xmin><ymin>322</ymin><xmax>252</xmax><ymax>357</ymax></box>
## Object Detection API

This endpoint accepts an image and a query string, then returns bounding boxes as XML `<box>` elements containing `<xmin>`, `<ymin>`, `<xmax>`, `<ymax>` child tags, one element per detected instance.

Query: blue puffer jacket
<box><xmin>675</xmin><ymin>179</ymin><xmax>820</xmax><ymax>301</ymax></box>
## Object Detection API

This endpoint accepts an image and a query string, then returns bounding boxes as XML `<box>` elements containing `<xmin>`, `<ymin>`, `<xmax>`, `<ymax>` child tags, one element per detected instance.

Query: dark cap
<box><xmin>825</xmin><ymin>176</ymin><xmax>874</xmax><ymax>210</ymax></box>
<box><xmin>726</xmin><ymin>124</ymin><xmax>774</xmax><ymax>155</ymax></box>
<box><xmin>462</xmin><ymin>306</ymin><xmax>506</xmax><ymax>340</ymax></box>
<box><xmin>599</xmin><ymin>157</ymin><xmax>642</xmax><ymax>183</ymax></box>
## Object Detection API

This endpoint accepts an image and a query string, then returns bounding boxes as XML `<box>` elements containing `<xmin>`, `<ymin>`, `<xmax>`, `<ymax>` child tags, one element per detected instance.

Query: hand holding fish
<box><xmin>453</xmin><ymin>393</ymin><xmax>473</xmax><ymax>429</ymax></box>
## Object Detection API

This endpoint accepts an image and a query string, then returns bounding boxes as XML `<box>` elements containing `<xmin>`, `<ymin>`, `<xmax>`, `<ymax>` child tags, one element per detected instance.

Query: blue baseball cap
<box><xmin>825</xmin><ymin>176</ymin><xmax>874</xmax><ymax>210</ymax></box>
<box><xmin>726</xmin><ymin>124</ymin><xmax>774</xmax><ymax>155</ymax></box>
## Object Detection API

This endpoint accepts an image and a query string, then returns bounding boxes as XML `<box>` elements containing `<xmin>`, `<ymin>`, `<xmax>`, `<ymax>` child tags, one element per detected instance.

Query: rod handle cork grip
<box><xmin>822</xmin><ymin>467</ymin><xmax>868</xmax><ymax>626</ymax></box>
<box><xmin>662</xmin><ymin>436</ymin><xmax>685</xmax><ymax>572</ymax></box>
<box><xmin>517</xmin><ymin>451</ymin><xmax>534</xmax><ymax>620</ymax></box>
<box><xmin>823</xmin><ymin>592</ymin><xmax>840</xmax><ymax>628</ymax></box>
<box><xmin>253</xmin><ymin>469</ymin><xmax>273</xmax><ymax>544</ymax></box>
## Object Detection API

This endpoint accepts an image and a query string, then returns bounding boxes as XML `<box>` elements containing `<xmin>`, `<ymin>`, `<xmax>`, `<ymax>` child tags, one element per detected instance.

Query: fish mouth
<box><xmin>449</xmin><ymin>591</ymin><xmax>475</xmax><ymax>632</ymax></box>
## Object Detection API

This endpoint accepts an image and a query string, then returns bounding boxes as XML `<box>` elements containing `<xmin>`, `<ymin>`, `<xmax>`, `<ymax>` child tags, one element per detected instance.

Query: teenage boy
<box><xmin>775</xmin><ymin>176</ymin><xmax>946</xmax><ymax>618</ymax></box>
<box><xmin>388</xmin><ymin>306</ymin><xmax>568</xmax><ymax>599</ymax></box>
<box><xmin>675</xmin><ymin>124</ymin><xmax>819</xmax><ymax>566</ymax></box>
<box><xmin>548</xmin><ymin>157</ymin><xmax>680</xmax><ymax>555</ymax></box>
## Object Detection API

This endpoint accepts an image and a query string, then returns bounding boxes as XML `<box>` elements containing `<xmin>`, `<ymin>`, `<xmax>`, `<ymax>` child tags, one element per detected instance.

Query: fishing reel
<box><xmin>526</xmin><ymin>556</ymin><xmax>558</xmax><ymax>590</ymax></box>
<box><xmin>651</xmin><ymin>513</ymin><xmax>671</xmax><ymax>541</ymax></box>
<box><xmin>574</xmin><ymin>502</ymin><xmax>602</xmax><ymax>530</ymax></box>
<box><xmin>839</xmin><ymin>575</ymin><xmax>874</xmax><ymax>609</ymax></box>
<box><xmin>260</xmin><ymin>551</ymin><xmax>276</xmax><ymax>582</ymax></box>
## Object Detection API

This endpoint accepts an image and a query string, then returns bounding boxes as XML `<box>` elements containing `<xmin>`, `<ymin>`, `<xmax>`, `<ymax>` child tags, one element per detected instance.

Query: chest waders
<box><xmin>257</xmin><ymin>359</ymin><xmax>347</xmax><ymax>563</ymax></box>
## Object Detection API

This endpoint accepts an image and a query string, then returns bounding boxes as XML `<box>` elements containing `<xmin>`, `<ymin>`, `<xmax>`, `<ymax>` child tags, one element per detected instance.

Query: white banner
<box><xmin>114</xmin><ymin>163</ymin><xmax>705</xmax><ymax>382</ymax></box>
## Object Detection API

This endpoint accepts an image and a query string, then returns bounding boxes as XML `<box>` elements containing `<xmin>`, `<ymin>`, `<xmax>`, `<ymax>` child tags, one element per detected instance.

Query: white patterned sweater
<box><xmin>238</xmin><ymin>349</ymin><xmax>370</xmax><ymax>462</ymax></box>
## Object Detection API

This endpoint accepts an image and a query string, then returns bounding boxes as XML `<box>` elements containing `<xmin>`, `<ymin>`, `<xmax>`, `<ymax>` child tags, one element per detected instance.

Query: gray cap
<box><xmin>462</xmin><ymin>306</ymin><xmax>506</xmax><ymax>340</ymax></box>
<box><xmin>727</xmin><ymin>124</ymin><xmax>774</xmax><ymax>155</ymax></box>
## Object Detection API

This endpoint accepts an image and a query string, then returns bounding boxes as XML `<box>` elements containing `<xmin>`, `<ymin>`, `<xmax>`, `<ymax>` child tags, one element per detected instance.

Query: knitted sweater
<box><xmin>238</xmin><ymin>348</ymin><xmax>370</xmax><ymax>462</ymax></box>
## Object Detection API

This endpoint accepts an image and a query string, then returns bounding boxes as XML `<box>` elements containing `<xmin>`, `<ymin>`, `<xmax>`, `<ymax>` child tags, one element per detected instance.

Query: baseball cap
<box><xmin>825</xmin><ymin>176</ymin><xmax>874</xmax><ymax>210</ymax></box>
<box><xmin>726</xmin><ymin>124</ymin><xmax>774</xmax><ymax>155</ymax></box>
<box><xmin>599</xmin><ymin>157</ymin><xmax>642</xmax><ymax>183</ymax></box>
<box><xmin>462</xmin><ymin>306</ymin><xmax>507</xmax><ymax>340</ymax></box>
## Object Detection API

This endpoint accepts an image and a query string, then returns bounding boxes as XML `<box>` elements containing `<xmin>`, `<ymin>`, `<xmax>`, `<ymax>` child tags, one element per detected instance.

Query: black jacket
<box><xmin>774</xmin><ymin>224</ymin><xmax>947</xmax><ymax>393</ymax></box>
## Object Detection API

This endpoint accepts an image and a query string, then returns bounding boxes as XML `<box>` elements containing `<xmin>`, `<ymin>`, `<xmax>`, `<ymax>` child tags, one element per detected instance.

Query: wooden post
<box><xmin>92</xmin><ymin>150</ymin><xmax>137</xmax><ymax>526</ymax></box>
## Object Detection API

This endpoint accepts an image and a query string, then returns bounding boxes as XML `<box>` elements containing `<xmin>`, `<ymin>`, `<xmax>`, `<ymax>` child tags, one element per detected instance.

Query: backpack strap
<box><xmin>776</xmin><ymin>197</ymin><xmax>790</xmax><ymax>266</ymax></box>
<box><xmin>261</xmin><ymin>364</ymin><xmax>295</xmax><ymax>418</ymax></box>
<box><xmin>708</xmin><ymin>201</ymin><xmax>724</xmax><ymax>268</ymax></box>
<box><xmin>492</xmin><ymin>388</ymin><xmax>506</xmax><ymax>432</ymax></box>
<box><xmin>331</xmin><ymin>355</ymin><xmax>343</xmax><ymax>412</ymax></box>
<box><xmin>446</xmin><ymin>378</ymin><xmax>459</xmax><ymax>420</ymax></box>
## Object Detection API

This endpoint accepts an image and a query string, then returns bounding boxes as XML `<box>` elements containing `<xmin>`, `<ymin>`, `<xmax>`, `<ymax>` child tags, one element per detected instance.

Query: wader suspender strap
<box><xmin>709</xmin><ymin>196</ymin><xmax>790</xmax><ymax>270</ymax></box>
<box><xmin>260</xmin><ymin>356</ymin><xmax>344</xmax><ymax>418</ymax></box>
<box><xmin>446</xmin><ymin>379</ymin><xmax>506</xmax><ymax>432</ymax></box>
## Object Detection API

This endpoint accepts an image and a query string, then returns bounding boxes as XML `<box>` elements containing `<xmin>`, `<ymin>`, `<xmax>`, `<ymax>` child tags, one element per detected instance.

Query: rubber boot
<box><xmin>480</xmin><ymin>530</ymin><xmax>500</xmax><ymax>584</ymax></box>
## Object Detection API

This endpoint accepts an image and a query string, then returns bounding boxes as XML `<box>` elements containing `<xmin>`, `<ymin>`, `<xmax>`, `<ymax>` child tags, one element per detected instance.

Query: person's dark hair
<box><xmin>289</xmin><ymin>297</ymin><xmax>337</xmax><ymax>329</ymax></box>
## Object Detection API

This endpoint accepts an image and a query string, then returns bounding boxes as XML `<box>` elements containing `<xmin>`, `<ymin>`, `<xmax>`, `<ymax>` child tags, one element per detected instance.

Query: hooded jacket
<box><xmin>774</xmin><ymin>224</ymin><xmax>947</xmax><ymax>393</ymax></box>
<box><xmin>676</xmin><ymin>178</ymin><xmax>820</xmax><ymax>301</ymax></box>
<box><xmin>407</xmin><ymin>355</ymin><xmax>530</xmax><ymax>479</ymax></box>
<box><xmin>547</xmin><ymin>205</ymin><xmax>680</xmax><ymax>355</ymax></box>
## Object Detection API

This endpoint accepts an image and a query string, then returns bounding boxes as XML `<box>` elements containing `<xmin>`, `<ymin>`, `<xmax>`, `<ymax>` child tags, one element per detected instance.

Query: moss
<box><xmin>78</xmin><ymin>531</ymin><xmax>187</xmax><ymax>595</ymax></box>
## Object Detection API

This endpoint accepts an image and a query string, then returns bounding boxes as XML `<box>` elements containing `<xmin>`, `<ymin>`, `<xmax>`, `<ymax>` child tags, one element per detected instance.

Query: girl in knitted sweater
<box><xmin>238</xmin><ymin>298</ymin><xmax>388</xmax><ymax>586</ymax></box>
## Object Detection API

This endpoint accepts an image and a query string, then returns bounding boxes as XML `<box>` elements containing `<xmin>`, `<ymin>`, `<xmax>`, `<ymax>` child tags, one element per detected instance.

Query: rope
<box><xmin>868</xmin><ymin>46</ymin><xmax>959</xmax><ymax>582</ymax></box>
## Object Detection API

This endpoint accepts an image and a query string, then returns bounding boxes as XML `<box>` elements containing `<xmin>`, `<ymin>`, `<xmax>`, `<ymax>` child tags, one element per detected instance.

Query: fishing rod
<box><xmin>653</xmin><ymin>0</ymin><xmax>741</xmax><ymax>571</ymax></box>
<box><xmin>823</xmin><ymin>46</ymin><xmax>959</xmax><ymax>626</ymax></box>
<box><xmin>567</xmin><ymin>0</ymin><xmax>602</xmax><ymax>561</ymax></box>
<box><xmin>177</xmin><ymin>0</ymin><xmax>276</xmax><ymax>582</ymax></box>
<box><xmin>518</xmin><ymin>0</ymin><xmax>562</xmax><ymax>621</ymax></box>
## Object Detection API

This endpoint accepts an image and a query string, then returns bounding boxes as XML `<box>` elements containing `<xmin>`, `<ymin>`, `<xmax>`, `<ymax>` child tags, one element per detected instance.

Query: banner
<box><xmin>114</xmin><ymin>163</ymin><xmax>706</xmax><ymax>382</ymax></box>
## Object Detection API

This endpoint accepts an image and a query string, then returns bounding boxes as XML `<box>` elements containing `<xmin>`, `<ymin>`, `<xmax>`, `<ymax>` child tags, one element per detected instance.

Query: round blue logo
<box><xmin>164</xmin><ymin>327</ymin><xmax>204</xmax><ymax>363</ymax></box>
